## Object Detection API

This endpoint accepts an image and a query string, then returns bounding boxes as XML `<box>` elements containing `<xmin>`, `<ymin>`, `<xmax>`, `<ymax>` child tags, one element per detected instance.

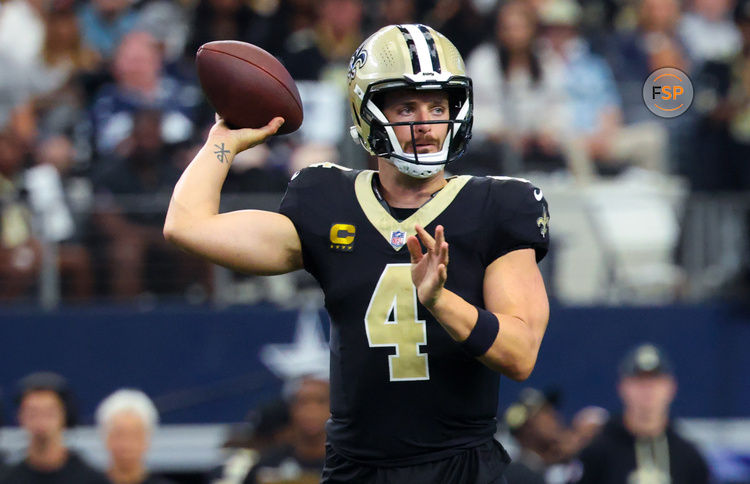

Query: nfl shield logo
<box><xmin>390</xmin><ymin>230</ymin><xmax>406</xmax><ymax>249</ymax></box>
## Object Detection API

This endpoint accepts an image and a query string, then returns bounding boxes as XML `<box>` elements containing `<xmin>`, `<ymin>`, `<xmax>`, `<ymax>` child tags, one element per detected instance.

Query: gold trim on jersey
<box><xmin>354</xmin><ymin>170</ymin><xmax>471</xmax><ymax>251</ymax></box>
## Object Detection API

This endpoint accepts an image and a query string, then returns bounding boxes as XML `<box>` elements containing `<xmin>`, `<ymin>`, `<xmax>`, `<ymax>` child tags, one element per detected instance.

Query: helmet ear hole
<box><xmin>369</xmin><ymin>123</ymin><xmax>392</xmax><ymax>156</ymax></box>
<box><xmin>446</xmin><ymin>87</ymin><xmax>468</xmax><ymax>118</ymax></box>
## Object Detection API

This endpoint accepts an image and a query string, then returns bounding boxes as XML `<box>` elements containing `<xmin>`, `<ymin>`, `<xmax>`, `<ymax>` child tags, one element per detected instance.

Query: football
<box><xmin>195</xmin><ymin>41</ymin><xmax>303</xmax><ymax>134</ymax></box>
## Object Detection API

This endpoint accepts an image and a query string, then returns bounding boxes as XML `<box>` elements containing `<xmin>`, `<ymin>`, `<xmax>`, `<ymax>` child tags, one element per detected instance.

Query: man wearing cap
<box><xmin>504</xmin><ymin>387</ymin><xmax>585</xmax><ymax>484</ymax></box>
<box><xmin>242</xmin><ymin>376</ymin><xmax>329</xmax><ymax>484</ymax></box>
<box><xmin>575</xmin><ymin>344</ymin><xmax>710</xmax><ymax>484</ymax></box>
<box><xmin>0</xmin><ymin>372</ymin><xmax>108</xmax><ymax>484</ymax></box>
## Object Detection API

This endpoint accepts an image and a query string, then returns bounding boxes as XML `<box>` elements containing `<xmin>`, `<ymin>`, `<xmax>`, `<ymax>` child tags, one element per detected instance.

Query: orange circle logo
<box><xmin>642</xmin><ymin>68</ymin><xmax>693</xmax><ymax>118</ymax></box>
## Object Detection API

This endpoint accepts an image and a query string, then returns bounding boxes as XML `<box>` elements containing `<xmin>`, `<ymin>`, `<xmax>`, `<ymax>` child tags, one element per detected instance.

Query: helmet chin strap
<box><xmin>385</xmin><ymin>126</ymin><xmax>451</xmax><ymax>179</ymax></box>
<box><xmin>389</xmin><ymin>157</ymin><xmax>444</xmax><ymax>179</ymax></box>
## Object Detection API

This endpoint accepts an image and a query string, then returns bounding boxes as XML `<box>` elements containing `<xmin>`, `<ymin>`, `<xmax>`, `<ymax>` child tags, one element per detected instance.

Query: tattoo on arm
<box><xmin>214</xmin><ymin>143</ymin><xmax>230</xmax><ymax>163</ymax></box>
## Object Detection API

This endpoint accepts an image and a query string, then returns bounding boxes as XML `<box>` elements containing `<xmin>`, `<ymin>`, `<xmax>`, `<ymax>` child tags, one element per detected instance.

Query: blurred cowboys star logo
<box><xmin>259</xmin><ymin>306</ymin><xmax>329</xmax><ymax>381</ymax></box>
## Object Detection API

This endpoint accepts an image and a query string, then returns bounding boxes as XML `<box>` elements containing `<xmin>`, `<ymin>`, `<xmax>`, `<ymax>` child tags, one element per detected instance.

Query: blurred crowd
<box><xmin>0</xmin><ymin>343</ymin><xmax>712</xmax><ymax>483</ymax></box>
<box><xmin>1</xmin><ymin>0</ymin><xmax>750</xmax><ymax>304</ymax></box>
<box><xmin>0</xmin><ymin>370</ymin><xmax>330</xmax><ymax>484</ymax></box>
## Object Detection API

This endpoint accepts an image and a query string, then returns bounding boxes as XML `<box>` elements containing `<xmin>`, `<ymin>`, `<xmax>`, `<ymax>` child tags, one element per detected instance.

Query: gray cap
<box><xmin>619</xmin><ymin>343</ymin><xmax>673</xmax><ymax>378</ymax></box>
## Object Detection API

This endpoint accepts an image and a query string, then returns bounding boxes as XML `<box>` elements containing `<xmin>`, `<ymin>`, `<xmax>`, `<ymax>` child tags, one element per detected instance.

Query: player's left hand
<box><xmin>406</xmin><ymin>224</ymin><xmax>449</xmax><ymax>309</ymax></box>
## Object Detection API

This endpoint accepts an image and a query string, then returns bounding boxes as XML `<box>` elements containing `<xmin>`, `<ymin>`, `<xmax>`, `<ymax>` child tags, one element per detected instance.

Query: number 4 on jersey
<box><xmin>365</xmin><ymin>264</ymin><xmax>430</xmax><ymax>381</ymax></box>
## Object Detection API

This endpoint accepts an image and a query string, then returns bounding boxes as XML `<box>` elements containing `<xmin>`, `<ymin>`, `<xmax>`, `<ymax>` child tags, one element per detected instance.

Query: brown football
<box><xmin>195</xmin><ymin>41</ymin><xmax>303</xmax><ymax>134</ymax></box>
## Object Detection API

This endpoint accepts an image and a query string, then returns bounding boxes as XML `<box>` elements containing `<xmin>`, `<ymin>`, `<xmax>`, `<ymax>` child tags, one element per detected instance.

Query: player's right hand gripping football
<box><xmin>209</xmin><ymin>114</ymin><xmax>285</xmax><ymax>155</ymax></box>
<box><xmin>406</xmin><ymin>224</ymin><xmax>449</xmax><ymax>309</ymax></box>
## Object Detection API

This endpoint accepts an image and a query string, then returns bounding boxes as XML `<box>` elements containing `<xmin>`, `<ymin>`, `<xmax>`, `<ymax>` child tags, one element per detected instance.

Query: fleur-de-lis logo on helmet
<box><xmin>347</xmin><ymin>47</ymin><xmax>368</xmax><ymax>84</ymax></box>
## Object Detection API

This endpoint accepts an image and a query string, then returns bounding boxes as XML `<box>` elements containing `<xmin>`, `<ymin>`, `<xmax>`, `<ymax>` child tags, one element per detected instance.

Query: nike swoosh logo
<box><xmin>534</xmin><ymin>189</ymin><xmax>544</xmax><ymax>201</ymax></box>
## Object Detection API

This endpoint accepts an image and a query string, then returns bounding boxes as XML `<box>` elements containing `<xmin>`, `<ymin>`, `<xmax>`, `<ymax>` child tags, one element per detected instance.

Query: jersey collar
<box><xmin>354</xmin><ymin>170</ymin><xmax>471</xmax><ymax>251</ymax></box>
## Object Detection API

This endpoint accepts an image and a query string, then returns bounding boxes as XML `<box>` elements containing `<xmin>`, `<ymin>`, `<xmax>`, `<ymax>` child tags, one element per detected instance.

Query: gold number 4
<box><xmin>365</xmin><ymin>264</ymin><xmax>429</xmax><ymax>381</ymax></box>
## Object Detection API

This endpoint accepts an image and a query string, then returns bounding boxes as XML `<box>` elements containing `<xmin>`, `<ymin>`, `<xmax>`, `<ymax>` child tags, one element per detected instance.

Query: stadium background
<box><xmin>1</xmin><ymin>0</ymin><xmax>749</xmax><ymax>481</ymax></box>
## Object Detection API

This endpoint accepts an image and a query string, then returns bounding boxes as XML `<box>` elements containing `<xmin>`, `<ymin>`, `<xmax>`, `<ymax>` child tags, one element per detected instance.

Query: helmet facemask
<box><xmin>362</xmin><ymin>82</ymin><xmax>472</xmax><ymax>178</ymax></box>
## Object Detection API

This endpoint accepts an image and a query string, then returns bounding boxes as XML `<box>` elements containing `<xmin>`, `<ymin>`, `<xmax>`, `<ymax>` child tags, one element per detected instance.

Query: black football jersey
<box><xmin>279</xmin><ymin>163</ymin><xmax>549</xmax><ymax>466</ymax></box>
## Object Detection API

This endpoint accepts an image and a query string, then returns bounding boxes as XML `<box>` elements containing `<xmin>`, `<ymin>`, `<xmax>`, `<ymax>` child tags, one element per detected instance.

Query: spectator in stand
<box><xmin>0</xmin><ymin>35</ymin><xmax>37</xmax><ymax>149</ymax></box>
<box><xmin>279</xmin><ymin>0</ymin><xmax>364</xmax><ymax>81</ymax></box>
<box><xmin>680</xmin><ymin>0</ymin><xmax>741</xmax><ymax>67</ymax></box>
<box><xmin>466</xmin><ymin>0</ymin><xmax>566</xmax><ymax>176</ymax></box>
<box><xmin>35</xmin><ymin>0</ymin><xmax>101</xmax><ymax>97</ymax></box>
<box><xmin>0</xmin><ymin>0</ymin><xmax>46</xmax><ymax>72</ymax></box>
<box><xmin>690</xmin><ymin>0</ymin><xmax>750</xmax><ymax>190</ymax></box>
<box><xmin>503</xmin><ymin>388</ymin><xmax>581</xmax><ymax>484</ymax></box>
<box><xmin>89</xmin><ymin>30</ymin><xmax>200</xmax><ymax>161</ymax></box>
<box><xmin>569</xmin><ymin>406</ymin><xmax>609</xmax><ymax>453</ymax></box>
<box><xmin>134</xmin><ymin>0</ymin><xmax>190</xmax><ymax>67</ymax></box>
<box><xmin>605</xmin><ymin>0</ymin><xmax>691</xmax><ymax>125</ymax></box>
<box><xmin>539</xmin><ymin>0</ymin><xmax>669</xmax><ymax>180</ymax></box>
<box><xmin>0</xmin><ymin>372</ymin><xmax>108</xmax><ymax>484</ymax></box>
<box><xmin>31</xmin><ymin>135</ymin><xmax>94</xmax><ymax>302</ymax></box>
<box><xmin>185</xmin><ymin>0</ymin><xmax>257</xmax><ymax>58</ymax></box>
<box><xmin>243</xmin><ymin>376</ymin><xmax>328</xmax><ymax>484</ymax></box>
<box><xmin>0</xmin><ymin>130</ymin><xmax>41</xmax><ymax>301</ymax></box>
<box><xmin>96</xmin><ymin>389</ymin><xmax>173</xmax><ymax>484</ymax></box>
<box><xmin>375</xmin><ymin>0</ymin><xmax>418</xmax><ymax>27</ymax></box>
<box><xmin>209</xmin><ymin>399</ymin><xmax>292</xmax><ymax>484</ymax></box>
<box><xmin>32</xmin><ymin>0</ymin><xmax>102</xmax><ymax>137</ymax></box>
<box><xmin>0</xmin><ymin>50</ymin><xmax>34</xmax><ymax>137</ymax></box>
<box><xmin>94</xmin><ymin>109</ymin><xmax>208</xmax><ymax>300</ymax></box>
<box><xmin>226</xmin><ymin>0</ymin><xmax>320</xmax><ymax>60</ymax></box>
<box><xmin>575</xmin><ymin>343</ymin><xmax>711</xmax><ymax>484</ymax></box>
<box><xmin>424</xmin><ymin>0</ymin><xmax>489</xmax><ymax>57</ymax></box>
<box><xmin>77</xmin><ymin>0</ymin><xmax>138</xmax><ymax>60</ymax></box>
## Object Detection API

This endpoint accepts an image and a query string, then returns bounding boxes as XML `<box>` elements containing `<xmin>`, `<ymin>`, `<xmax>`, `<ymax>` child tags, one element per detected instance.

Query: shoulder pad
<box><xmin>484</xmin><ymin>175</ymin><xmax>543</xmax><ymax>206</ymax></box>
<box><xmin>290</xmin><ymin>162</ymin><xmax>354</xmax><ymax>183</ymax></box>
<box><xmin>487</xmin><ymin>175</ymin><xmax>533</xmax><ymax>185</ymax></box>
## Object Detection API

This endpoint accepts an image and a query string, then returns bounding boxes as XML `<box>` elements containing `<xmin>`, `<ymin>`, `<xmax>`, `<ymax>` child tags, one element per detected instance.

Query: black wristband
<box><xmin>459</xmin><ymin>307</ymin><xmax>500</xmax><ymax>357</ymax></box>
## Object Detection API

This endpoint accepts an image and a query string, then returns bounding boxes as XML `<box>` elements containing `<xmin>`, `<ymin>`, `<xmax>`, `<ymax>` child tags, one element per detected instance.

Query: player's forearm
<box><xmin>425</xmin><ymin>289</ymin><xmax>476</xmax><ymax>341</ymax></box>
<box><xmin>478</xmin><ymin>315</ymin><xmax>541</xmax><ymax>380</ymax></box>
<box><xmin>427</xmin><ymin>289</ymin><xmax>540</xmax><ymax>379</ymax></box>
<box><xmin>164</xmin><ymin>135</ymin><xmax>235</xmax><ymax>238</ymax></box>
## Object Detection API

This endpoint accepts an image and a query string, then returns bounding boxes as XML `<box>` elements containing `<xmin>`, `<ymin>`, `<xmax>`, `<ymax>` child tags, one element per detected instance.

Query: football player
<box><xmin>165</xmin><ymin>24</ymin><xmax>550</xmax><ymax>484</ymax></box>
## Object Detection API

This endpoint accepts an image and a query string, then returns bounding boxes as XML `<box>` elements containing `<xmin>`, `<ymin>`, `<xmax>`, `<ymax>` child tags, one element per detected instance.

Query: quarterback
<box><xmin>165</xmin><ymin>24</ymin><xmax>550</xmax><ymax>483</ymax></box>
